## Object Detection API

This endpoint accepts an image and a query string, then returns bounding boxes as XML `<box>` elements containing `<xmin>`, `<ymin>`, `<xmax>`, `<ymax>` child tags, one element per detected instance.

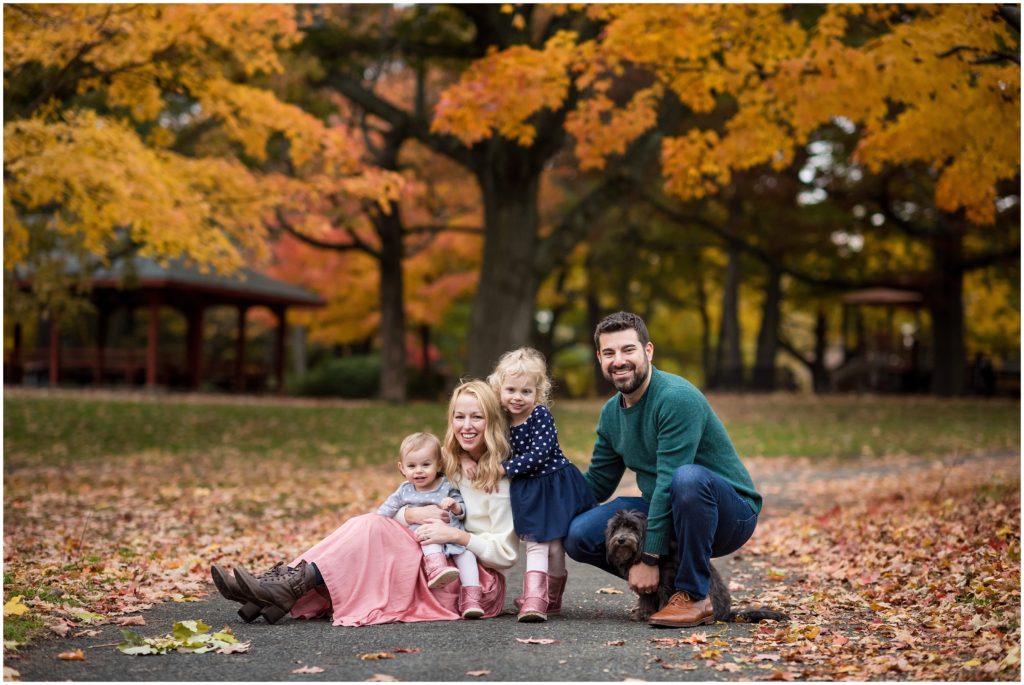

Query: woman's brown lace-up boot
<box><xmin>234</xmin><ymin>560</ymin><xmax>319</xmax><ymax>624</ymax></box>
<box><xmin>211</xmin><ymin>562</ymin><xmax>289</xmax><ymax>622</ymax></box>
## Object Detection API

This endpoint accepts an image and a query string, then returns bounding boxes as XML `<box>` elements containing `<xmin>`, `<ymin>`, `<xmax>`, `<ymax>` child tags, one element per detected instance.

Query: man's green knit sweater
<box><xmin>584</xmin><ymin>367</ymin><xmax>762</xmax><ymax>556</ymax></box>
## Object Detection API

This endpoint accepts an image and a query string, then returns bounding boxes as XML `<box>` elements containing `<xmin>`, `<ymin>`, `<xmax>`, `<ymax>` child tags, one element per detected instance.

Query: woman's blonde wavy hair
<box><xmin>441</xmin><ymin>379</ymin><xmax>509</xmax><ymax>493</ymax></box>
<box><xmin>486</xmin><ymin>347</ymin><xmax>552</xmax><ymax>408</ymax></box>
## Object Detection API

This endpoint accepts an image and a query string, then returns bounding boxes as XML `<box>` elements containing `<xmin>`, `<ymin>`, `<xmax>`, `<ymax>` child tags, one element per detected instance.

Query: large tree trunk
<box><xmin>751</xmin><ymin>265</ymin><xmax>782</xmax><ymax>391</ymax></box>
<box><xmin>586</xmin><ymin>287</ymin><xmax>614</xmax><ymax>398</ymax></box>
<box><xmin>811</xmin><ymin>308</ymin><xmax>829</xmax><ymax>393</ymax></box>
<box><xmin>466</xmin><ymin>159</ymin><xmax>541</xmax><ymax>378</ymax></box>
<box><xmin>376</xmin><ymin>204</ymin><xmax>407</xmax><ymax>402</ymax></box>
<box><xmin>693</xmin><ymin>251</ymin><xmax>714</xmax><ymax>387</ymax></box>
<box><xmin>929</xmin><ymin>283</ymin><xmax>965</xmax><ymax>396</ymax></box>
<box><xmin>711</xmin><ymin>243</ymin><xmax>744</xmax><ymax>390</ymax></box>
<box><xmin>928</xmin><ymin>232</ymin><xmax>966</xmax><ymax>396</ymax></box>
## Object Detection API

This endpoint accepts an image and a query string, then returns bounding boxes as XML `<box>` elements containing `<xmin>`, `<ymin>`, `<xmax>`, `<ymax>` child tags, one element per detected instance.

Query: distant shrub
<box><xmin>406</xmin><ymin>367</ymin><xmax>447</xmax><ymax>401</ymax></box>
<box><xmin>289</xmin><ymin>355</ymin><xmax>381</xmax><ymax>398</ymax></box>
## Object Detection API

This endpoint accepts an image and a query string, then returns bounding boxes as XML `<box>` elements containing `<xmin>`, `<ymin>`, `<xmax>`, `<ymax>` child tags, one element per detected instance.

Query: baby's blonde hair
<box><xmin>399</xmin><ymin>432</ymin><xmax>442</xmax><ymax>462</ymax></box>
<box><xmin>487</xmin><ymin>347</ymin><xmax>552</xmax><ymax>407</ymax></box>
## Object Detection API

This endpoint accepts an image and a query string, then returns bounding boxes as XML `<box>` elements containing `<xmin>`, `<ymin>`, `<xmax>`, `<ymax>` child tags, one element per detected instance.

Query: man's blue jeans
<box><xmin>564</xmin><ymin>464</ymin><xmax>758</xmax><ymax>600</ymax></box>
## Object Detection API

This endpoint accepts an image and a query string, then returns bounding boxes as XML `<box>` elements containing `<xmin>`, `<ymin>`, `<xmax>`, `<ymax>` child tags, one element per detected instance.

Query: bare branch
<box><xmin>936</xmin><ymin>44</ymin><xmax>1020</xmax><ymax>65</ymax></box>
<box><xmin>406</xmin><ymin>224</ymin><xmax>483</xmax><ymax>235</ymax></box>
<box><xmin>276</xmin><ymin>209</ymin><xmax>376</xmax><ymax>258</ymax></box>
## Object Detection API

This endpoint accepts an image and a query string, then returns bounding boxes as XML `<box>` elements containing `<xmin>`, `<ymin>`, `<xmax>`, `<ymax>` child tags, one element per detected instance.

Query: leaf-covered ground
<box><xmin>739</xmin><ymin>453</ymin><xmax>1021</xmax><ymax>681</ymax></box>
<box><xmin>3</xmin><ymin>391</ymin><xmax>1020</xmax><ymax>680</ymax></box>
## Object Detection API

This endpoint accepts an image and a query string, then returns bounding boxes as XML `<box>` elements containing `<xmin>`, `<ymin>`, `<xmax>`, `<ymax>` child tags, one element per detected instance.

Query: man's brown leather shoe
<box><xmin>648</xmin><ymin>591</ymin><xmax>715</xmax><ymax>628</ymax></box>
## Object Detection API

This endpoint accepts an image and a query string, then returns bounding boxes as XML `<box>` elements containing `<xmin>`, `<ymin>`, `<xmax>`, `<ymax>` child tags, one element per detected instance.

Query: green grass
<box><xmin>2</xmin><ymin>573</ymin><xmax>64</xmax><ymax>644</ymax></box>
<box><xmin>3</xmin><ymin>395</ymin><xmax>448</xmax><ymax>468</ymax></box>
<box><xmin>3</xmin><ymin>392</ymin><xmax>1018</xmax><ymax>469</ymax></box>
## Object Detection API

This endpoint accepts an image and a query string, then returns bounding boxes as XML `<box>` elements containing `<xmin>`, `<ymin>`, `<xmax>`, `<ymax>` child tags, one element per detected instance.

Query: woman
<box><xmin>212</xmin><ymin>380</ymin><xmax>517</xmax><ymax>626</ymax></box>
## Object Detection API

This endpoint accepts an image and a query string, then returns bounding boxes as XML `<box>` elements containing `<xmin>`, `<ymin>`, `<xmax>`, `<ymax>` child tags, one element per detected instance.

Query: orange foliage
<box><xmin>435</xmin><ymin>4</ymin><xmax>1019</xmax><ymax>225</ymax></box>
<box><xmin>4</xmin><ymin>4</ymin><xmax>397</xmax><ymax>278</ymax></box>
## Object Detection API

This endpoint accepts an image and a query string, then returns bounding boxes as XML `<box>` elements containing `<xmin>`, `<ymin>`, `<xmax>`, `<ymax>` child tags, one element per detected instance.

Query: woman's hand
<box><xmin>416</xmin><ymin>518</ymin><xmax>470</xmax><ymax>548</ymax></box>
<box><xmin>404</xmin><ymin>505</ymin><xmax>449</xmax><ymax>525</ymax></box>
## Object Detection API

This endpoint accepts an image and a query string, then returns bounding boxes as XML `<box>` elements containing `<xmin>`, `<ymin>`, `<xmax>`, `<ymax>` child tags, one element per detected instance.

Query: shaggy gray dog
<box><xmin>605</xmin><ymin>509</ymin><xmax>786</xmax><ymax>623</ymax></box>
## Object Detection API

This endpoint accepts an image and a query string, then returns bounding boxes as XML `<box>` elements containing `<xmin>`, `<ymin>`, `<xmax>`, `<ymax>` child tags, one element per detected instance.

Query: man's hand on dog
<box><xmin>628</xmin><ymin>562</ymin><xmax>660</xmax><ymax>595</ymax></box>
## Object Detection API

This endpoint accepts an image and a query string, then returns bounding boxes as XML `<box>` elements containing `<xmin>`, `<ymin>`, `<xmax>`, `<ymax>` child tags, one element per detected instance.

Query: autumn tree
<box><xmin>3</xmin><ymin>5</ymin><xmax>397</xmax><ymax>336</ymax></box>
<box><xmin>249</xmin><ymin>8</ymin><xmax>489</xmax><ymax>399</ymax></box>
<box><xmin>305</xmin><ymin>4</ymin><xmax>634</xmax><ymax>377</ymax></box>
<box><xmin>440</xmin><ymin>3</ymin><xmax>1019</xmax><ymax>394</ymax></box>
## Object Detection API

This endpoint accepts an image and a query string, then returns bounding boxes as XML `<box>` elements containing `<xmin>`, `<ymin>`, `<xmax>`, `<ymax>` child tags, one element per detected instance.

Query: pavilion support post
<box><xmin>48</xmin><ymin>314</ymin><xmax>60</xmax><ymax>386</ymax></box>
<box><xmin>274</xmin><ymin>307</ymin><xmax>287</xmax><ymax>396</ymax></box>
<box><xmin>96</xmin><ymin>305</ymin><xmax>109</xmax><ymax>385</ymax></box>
<box><xmin>146</xmin><ymin>295</ymin><xmax>161</xmax><ymax>388</ymax></box>
<box><xmin>234</xmin><ymin>305</ymin><xmax>249</xmax><ymax>392</ymax></box>
<box><xmin>185</xmin><ymin>304</ymin><xmax>205</xmax><ymax>390</ymax></box>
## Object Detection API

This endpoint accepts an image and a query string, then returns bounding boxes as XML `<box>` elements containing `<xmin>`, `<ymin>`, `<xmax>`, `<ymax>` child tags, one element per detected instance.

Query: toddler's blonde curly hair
<box><xmin>486</xmin><ymin>347</ymin><xmax>552</xmax><ymax>408</ymax></box>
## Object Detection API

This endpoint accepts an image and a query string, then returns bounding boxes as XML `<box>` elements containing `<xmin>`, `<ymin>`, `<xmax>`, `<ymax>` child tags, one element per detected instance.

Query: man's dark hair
<box><xmin>593</xmin><ymin>311</ymin><xmax>650</xmax><ymax>348</ymax></box>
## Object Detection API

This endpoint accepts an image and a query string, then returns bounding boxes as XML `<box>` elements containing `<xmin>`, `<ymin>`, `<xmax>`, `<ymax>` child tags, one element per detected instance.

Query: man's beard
<box><xmin>604</xmin><ymin>358</ymin><xmax>650</xmax><ymax>395</ymax></box>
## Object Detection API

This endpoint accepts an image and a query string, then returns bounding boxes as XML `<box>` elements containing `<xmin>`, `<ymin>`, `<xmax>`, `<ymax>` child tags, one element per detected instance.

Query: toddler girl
<box><xmin>377</xmin><ymin>432</ymin><xmax>484</xmax><ymax>618</ymax></box>
<box><xmin>484</xmin><ymin>347</ymin><xmax>596</xmax><ymax>622</ymax></box>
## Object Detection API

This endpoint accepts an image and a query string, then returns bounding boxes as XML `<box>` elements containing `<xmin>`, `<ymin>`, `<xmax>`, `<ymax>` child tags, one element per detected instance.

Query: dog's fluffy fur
<box><xmin>605</xmin><ymin>509</ymin><xmax>786</xmax><ymax>623</ymax></box>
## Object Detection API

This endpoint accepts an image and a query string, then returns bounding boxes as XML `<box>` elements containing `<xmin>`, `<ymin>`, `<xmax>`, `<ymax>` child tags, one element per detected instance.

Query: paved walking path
<box><xmin>13</xmin><ymin>555</ymin><xmax>775</xmax><ymax>682</ymax></box>
<box><xmin>9</xmin><ymin>449</ymin><xmax>1018</xmax><ymax>682</ymax></box>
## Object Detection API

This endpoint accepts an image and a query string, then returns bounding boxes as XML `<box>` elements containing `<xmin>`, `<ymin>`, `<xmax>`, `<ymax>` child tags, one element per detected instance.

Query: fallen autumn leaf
<box><xmin>4</xmin><ymin>597</ymin><xmax>29</xmax><ymax>617</ymax></box>
<box><xmin>116</xmin><ymin>616</ymin><xmax>146</xmax><ymax>626</ymax></box>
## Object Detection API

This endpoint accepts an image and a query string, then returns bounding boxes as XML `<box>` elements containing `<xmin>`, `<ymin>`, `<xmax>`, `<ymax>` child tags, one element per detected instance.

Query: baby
<box><xmin>376</xmin><ymin>432</ymin><xmax>484</xmax><ymax>618</ymax></box>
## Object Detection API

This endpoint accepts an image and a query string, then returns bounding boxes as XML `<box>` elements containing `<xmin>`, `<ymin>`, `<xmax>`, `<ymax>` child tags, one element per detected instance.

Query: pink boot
<box><xmin>423</xmin><ymin>553</ymin><xmax>459</xmax><ymax>589</ymax></box>
<box><xmin>547</xmin><ymin>571</ymin><xmax>568</xmax><ymax>614</ymax></box>
<box><xmin>515</xmin><ymin>571</ymin><xmax>568</xmax><ymax>615</ymax></box>
<box><xmin>516</xmin><ymin>570</ymin><xmax>549</xmax><ymax>623</ymax></box>
<box><xmin>459</xmin><ymin>585</ymin><xmax>484</xmax><ymax>619</ymax></box>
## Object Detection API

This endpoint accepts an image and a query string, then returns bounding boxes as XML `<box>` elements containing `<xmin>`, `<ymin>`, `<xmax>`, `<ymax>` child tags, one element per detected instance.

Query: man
<box><xmin>564</xmin><ymin>311</ymin><xmax>762</xmax><ymax>627</ymax></box>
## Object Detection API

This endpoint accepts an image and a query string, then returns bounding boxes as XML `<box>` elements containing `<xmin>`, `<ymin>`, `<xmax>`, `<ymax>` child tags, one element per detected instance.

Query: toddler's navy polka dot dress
<box><xmin>505</xmin><ymin>405</ymin><xmax>597</xmax><ymax>542</ymax></box>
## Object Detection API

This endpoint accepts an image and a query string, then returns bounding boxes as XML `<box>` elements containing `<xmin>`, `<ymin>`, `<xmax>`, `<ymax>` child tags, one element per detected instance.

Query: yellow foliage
<box><xmin>567</xmin><ymin>85</ymin><xmax>663</xmax><ymax>170</ymax></box>
<box><xmin>964</xmin><ymin>269</ymin><xmax>1021</xmax><ymax>358</ymax></box>
<box><xmin>4</xmin><ymin>190</ymin><xmax>29</xmax><ymax>270</ymax></box>
<box><xmin>4</xmin><ymin>4</ymin><xmax>401</xmax><ymax>288</ymax></box>
<box><xmin>431</xmin><ymin>4</ymin><xmax>1017</xmax><ymax>225</ymax></box>
<box><xmin>4</xmin><ymin>111</ymin><xmax>271</xmax><ymax>272</ymax></box>
<box><xmin>432</xmin><ymin>31</ymin><xmax>579</xmax><ymax>146</ymax></box>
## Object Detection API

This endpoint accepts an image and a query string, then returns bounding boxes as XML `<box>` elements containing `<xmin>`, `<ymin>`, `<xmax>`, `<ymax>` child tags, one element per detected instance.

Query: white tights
<box><xmin>524</xmin><ymin>538</ymin><xmax>566</xmax><ymax>577</ymax></box>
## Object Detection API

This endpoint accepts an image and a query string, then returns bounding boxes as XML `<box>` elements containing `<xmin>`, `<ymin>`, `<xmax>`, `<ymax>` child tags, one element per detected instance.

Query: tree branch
<box><xmin>959</xmin><ymin>244</ymin><xmax>1021</xmax><ymax>272</ymax></box>
<box><xmin>534</xmin><ymin>174</ymin><xmax>632</xmax><ymax>278</ymax></box>
<box><xmin>936</xmin><ymin>44</ymin><xmax>1020</xmax><ymax>65</ymax></box>
<box><xmin>777</xmin><ymin>333</ymin><xmax>814</xmax><ymax>373</ymax></box>
<box><xmin>640</xmin><ymin>190</ymin><xmax>930</xmax><ymax>291</ymax></box>
<box><xmin>276</xmin><ymin>209</ymin><xmax>378</xmax><ymax>259</ymax></box>
<box><xmin>325</xmin><ymin>72</ymin><xmax>474</xmax><ymax>167</ymax></box>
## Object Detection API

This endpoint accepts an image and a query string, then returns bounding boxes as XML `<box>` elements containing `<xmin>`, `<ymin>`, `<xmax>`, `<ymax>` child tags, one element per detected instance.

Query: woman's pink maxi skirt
<box><xmin>288</xmin><ymin>514</ymin><xmax>506</xmax><ymax>626</ymax></box>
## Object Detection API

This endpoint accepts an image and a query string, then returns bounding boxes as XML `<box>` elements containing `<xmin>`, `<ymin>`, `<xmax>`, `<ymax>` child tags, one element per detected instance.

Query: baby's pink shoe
<box><xmin>423</xmin><ymin>553</ymin><xmax>459</xmax><ymax>589</ymax></box>
<box><xmin>460</xmin><ymin>585</ymin><xmax>484</xmax><ymax>619</ymax></box>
